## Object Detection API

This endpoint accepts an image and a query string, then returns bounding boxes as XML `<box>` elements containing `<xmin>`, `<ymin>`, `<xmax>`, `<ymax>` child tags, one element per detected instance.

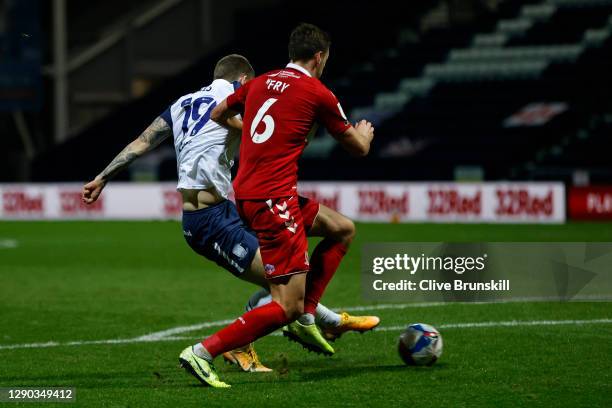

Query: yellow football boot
<box><xmin>283</xmin><ymin>320</ymin><xmax>335</xmax><ymax>356</ymax></box>
<box><xmin>178</xmin><ymin>346</ymin><xmax>230</xmax><ymax>388</ymax></box>
<box><xmin>222</xmin><ymin>343</ymin><xmax>273</xmax><ymax>372</ymax></box>
<box><xmin>321</xmin><ymin>312</ymin><xmax>381</xmax><ymax>341</ymax></box>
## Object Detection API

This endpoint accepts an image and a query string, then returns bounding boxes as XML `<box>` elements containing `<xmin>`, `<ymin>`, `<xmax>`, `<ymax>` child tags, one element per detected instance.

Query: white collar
<box><xmin>203</xmin><ymin>78</ymin><xmax>231</xmax><ymax>91</ymax></box>
<box><xmin>286</xmin><ymin>62</ymin><xmax>312</xmax><ymax>77</ymax></box>
<box><xmin>211</xmin><ymin>78</ymin><xmax>231</xmax><ymax>86</ymax></box>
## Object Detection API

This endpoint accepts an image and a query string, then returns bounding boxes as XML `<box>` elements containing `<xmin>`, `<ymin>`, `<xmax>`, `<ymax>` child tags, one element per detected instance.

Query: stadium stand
<box><xmin>28</xmin><ymin>0</ymin><xmax>612</xmax><ymax>184</ymax></box>
<box><xmin>330</xmin><ymin>0</ymin><xmax>612</xmax><ymax>182</ymax></box>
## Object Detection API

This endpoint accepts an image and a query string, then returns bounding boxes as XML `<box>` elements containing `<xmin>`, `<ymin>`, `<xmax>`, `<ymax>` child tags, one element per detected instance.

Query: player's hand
<box><xmin>82</xmin><ymin>178</ymin><xmax>106</xmax><ymax>204</ymax></box>
<box><xmin>355</xmin><ymin>119</ymin><xmax>375</xmax><ymax>143</ymax></box>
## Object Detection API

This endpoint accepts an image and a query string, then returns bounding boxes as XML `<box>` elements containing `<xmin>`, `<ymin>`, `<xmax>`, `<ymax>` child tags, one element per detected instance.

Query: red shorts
<box><xmin>236</xmin><ymin>195</ymin><xmax>320</xmax><ymax>279</ymax></box>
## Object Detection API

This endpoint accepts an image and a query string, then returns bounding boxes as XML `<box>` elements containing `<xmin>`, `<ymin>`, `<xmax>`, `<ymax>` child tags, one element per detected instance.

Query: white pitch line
<box><xmin>358</xmin><ymin>318</ymin><xmax>612</xmax><ymax>333</ymax></box>
<box><xmin>126</xmin><ymin>297</ymin><xmax>609</xmax><ymax>342</ymax></box>
<box><xmin>135</xmin><ymin>319</ymin><xmax>235</xmax><ymax>341</ymax></box>
<box><xmin>0</xmin><ymin>239</ymin><xmax>18</xmax><ymax>249</ymax></box>
<box><xmin>1</xmin><ymin>318</ymin><xmax>611</xmax><ymax>351</ymax></box>
<box><xmin>3</xmin><ymin>303</ymin><xmax>444</xmax><ymax>351</ymax></box>
<box><xmin>0</xmin><ymin>336</ymin><xmax>191</xmax><ymax>351</ymax></box>
<box><xmin>4</xmin><ymin>298</ymin><xmax>610</xmax><ymax>351</ymax></box>
<box><xmin>156</xmin><ymin>318</ymin><xmax>612</xmax><ymax>339</ymax></box>
<box><xmin>329</xmin><ymin>296</ymin><xmax>612</xmax><ymax>314</ymax></box>
<box><xmin>132</xmin><ymin>302</ymin><xmax>451</xmax><ymax>342</ymax></box>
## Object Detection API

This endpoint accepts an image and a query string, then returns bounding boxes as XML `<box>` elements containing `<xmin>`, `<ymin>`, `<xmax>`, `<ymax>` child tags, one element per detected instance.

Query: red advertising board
<box><xmin>569</xmin><ymin>186</ymin><xmax>612</xmax><ymax>220</ymax></box>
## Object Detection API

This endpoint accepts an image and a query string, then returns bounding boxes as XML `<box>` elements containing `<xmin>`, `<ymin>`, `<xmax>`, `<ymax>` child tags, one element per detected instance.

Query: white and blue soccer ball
<box><xmin>398</xmin><ymin>323</ymin><xmax>443</xmax><ymax>366</ymax></box>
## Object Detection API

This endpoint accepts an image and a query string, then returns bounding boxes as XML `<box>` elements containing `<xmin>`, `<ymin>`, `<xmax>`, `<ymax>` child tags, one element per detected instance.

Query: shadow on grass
<box><xmin>219</xmin><ymin>362</ymin><xmax>450</xmax><ymax>386</ymax></box>
<box><xmin>0</xmin><ymin>361</ymin><xmax>449</xmax><ymax>390</ymax></box>
<box><xmin>299</xmin><ymin>363</ymin><xmax>449</xmax><ymax>382</ymax></box>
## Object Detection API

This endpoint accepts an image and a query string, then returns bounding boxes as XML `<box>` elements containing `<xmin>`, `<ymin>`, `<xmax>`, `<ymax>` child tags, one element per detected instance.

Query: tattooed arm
<box><xmin>82</xmin><ymin>117</ymin><xmax>172</xmax><ymax>204</ymax></box>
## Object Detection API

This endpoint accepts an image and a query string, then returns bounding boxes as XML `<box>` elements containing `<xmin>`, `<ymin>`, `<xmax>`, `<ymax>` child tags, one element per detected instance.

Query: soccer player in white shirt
<box><xmin>82</xmin><ymin>54</ymin><xmax>379</xmax><ymax>387</ymax></box>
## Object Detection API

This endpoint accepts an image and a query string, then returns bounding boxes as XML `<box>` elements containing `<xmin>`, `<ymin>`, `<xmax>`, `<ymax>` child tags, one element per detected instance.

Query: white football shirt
<box><xmin>160</xmin><ymin>79</ymin><xmax>240</xmax><ymax>198</ymax></box>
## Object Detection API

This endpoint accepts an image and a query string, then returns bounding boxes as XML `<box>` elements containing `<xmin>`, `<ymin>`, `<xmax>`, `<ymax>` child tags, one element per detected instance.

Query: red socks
<box><xmin>304</xmin><ymin>239</ymin><xmax>348</xmax><ymax>315</ymax></box>
<box><xmin>202</xmin><ymin>300</ymin><xmax>288</xmax><ymax>358</ymax></box>
<box><xmin>202</xmin><ymin>240</ymin><xmax>348</xmax><ymax>358</ymax></box>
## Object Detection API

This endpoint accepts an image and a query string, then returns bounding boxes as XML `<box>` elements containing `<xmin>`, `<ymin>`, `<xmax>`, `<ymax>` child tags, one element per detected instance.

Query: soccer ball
<box><xmin>398</xmin><ymin>323</ymin><xmax>443</xmax><ymax>366</ymax></box>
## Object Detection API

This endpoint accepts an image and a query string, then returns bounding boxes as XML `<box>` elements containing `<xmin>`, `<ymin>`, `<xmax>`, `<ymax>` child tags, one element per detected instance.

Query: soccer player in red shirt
<box><xmin>179</xmin><ymin>23</ymin><xmax>374</xmax><ymax>387</ymax></box>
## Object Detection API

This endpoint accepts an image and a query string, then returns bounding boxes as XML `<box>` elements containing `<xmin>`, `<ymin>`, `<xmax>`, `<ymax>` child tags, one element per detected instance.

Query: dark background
<box><xmin>1</xmin><ymin>0</ymin><xmax>611</xmax><ymax>184</ymax></box>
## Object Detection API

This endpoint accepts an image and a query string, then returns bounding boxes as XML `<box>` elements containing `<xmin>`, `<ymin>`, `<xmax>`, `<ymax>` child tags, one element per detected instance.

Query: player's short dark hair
<box><xmin>213</xmin><ymin>54</ymin><xmax>254</xmax><ymax>81</ymax></box>
<box><xmin>288</xmin><ymin>23</ymin><xmax>331</xmax><ymax>62</ymax></box>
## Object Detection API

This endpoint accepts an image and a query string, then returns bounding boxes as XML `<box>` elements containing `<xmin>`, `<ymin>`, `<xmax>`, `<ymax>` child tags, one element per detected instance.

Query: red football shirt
<box><xmin>226</xmin><ymin>63</ymin><xmax>351</xmax><ymax>199</ymax></box>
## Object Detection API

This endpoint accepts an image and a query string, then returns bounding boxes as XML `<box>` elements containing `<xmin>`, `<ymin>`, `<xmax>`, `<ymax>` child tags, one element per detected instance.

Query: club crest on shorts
<box><xmin>264</xmin><ymin>264</ymin><xmax>276</xmax><ymax>276</ymax></box>
<box><xmin>232</xmin><ymin>243</ymin><xmax>248</xmax><ymax>260</ymax></box>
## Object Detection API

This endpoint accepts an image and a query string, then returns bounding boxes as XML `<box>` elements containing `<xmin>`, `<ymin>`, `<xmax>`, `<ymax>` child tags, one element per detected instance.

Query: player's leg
<box><xmin>223</xmin><ymin>247</ymin><xmax>324</xmax><ymax>373</ymax></box>
<box><xmin>219</xmin><ymin>198</ymin><xmax>375</xmax><ymax>364</ymax></box>
<box><xmin>181</xmin><ymin>197</ymin><xmax>319</xmax><ymax>386</ymax></box>
<box><xmin>251</xmin><ymin>196</ymin><xmax>334</xmax><ymax>355</ymax></box>
<box><xmin>215</xmin><ymin>196</ymin><xmax>330</xmax><ymax>356</ymax></box>
<box><xmin>226</xmin><ymin>238</ymin><xmax>338</xmax><ymax>369</ymax></box>
<box><xmin>181</xmin><ymin>200</ymin><xmax>275</xmax><ymax>372</ymax></box>
<box><xmin>303</xmin><ymin>201</ymin><xmax>380</xmax><ymax>339</ymax></box>
<box><xmin>180</xmin><ymin>272</ymin><xmax>304</xmax><ymax>388</ymax></box>
<box><xmin>204</xmin><ymin>272</ymin><xmax>306</xmax><ymax>358</ymax></box>
<box><xmin>220</xmin><ymin>248</ymin><xmax>276</xmax><ymax>372</ymax></box>
<box><xmin>181</xmin><ymin>200</ymin><xmax>297</xmax><ymax>292</ymax></box>
<box><xmin>306</xmin><ymin>201</ymin><xmax>356</xmax><ymax>244</ymax></box>
<box><xmin>238</xmin><ymin>248</ymin><xmax>268</xmax><ymax>288</ymax></box>
<box><xmin>222</xmin><ymin>198</ymin><xmax>345</xmax><ymax>327</ymax></box>
<box><xmin>186</xmin><ymin>273</ymin><xmax>303</xmax><ymax>358</ymax></box>
<box><xmin>244</xmin><ymin>288</ymin><xmax>343</xmax><ymax>328</ymax></box>
<box><xmin>180</xmin><ymin>200</ymin><xmax>283</xmax><ymax>385</ymax></box>
<box><xmin>300</xmin><ymin>199</ymin><xmax>354</xmax><ymax>322</ymax></box>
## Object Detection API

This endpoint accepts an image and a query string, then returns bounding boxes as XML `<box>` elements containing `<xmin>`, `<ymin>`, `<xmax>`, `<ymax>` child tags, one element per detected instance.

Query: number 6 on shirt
<box><xmin>250</xmin><ymin>98</ymin><xmax>278</xmax><ymax>144</ymax></box>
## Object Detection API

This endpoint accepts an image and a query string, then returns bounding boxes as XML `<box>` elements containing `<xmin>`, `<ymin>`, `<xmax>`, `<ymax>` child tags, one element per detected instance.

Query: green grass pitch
<box><xmin>0</xmin><ymin>221</ymin><xmax>611</xmax><ymax>407</ymax></box>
